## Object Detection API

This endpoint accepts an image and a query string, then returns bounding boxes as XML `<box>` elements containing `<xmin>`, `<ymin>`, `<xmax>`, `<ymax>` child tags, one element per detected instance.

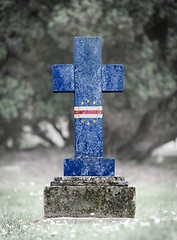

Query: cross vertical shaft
<box><xmin>74</xmin><ymin>37</ymin><xmax>103</xmax><ymax>159</ymax></box>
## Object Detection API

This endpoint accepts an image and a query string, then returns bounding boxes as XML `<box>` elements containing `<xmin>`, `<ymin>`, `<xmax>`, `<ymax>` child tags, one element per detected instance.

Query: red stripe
<box><xmin>74</xmin><ymin>110</ymin><xmax>102</xmax><ymax>115</ymax></box>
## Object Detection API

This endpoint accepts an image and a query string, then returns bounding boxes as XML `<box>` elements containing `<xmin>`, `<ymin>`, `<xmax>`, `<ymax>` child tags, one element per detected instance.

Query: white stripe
<box><xmin>74</xmin><ymin>106</ymin><xmax>102</xmax><ymax>110</ymax></box>
<box><xmin>74</xmin><ymin>114</ymin><xmax>103</xmax><ymax>118</ymax></box>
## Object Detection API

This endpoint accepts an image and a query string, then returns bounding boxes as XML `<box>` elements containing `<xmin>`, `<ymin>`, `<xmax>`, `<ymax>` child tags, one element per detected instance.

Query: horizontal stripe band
<box><xmin>74</xmin><ymin>110</ymin><xmax>102</xmax><ymax>115</ymax></box>
<box><xmin>74</xmin><ymin>114</ymin><xmax>103</xmax><ymax>118</ymax></box>
<box><xmin>74</xmin><ymin>106</ymin><xmax>102</xmax><ymax>110</ymax></box>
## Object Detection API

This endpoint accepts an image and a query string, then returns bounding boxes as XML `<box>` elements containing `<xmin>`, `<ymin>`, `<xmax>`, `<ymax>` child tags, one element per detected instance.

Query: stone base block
<box><xmin>44</xmin><ymin>176</ymin><xmax>136</xmax><ymax>218</ymax></box>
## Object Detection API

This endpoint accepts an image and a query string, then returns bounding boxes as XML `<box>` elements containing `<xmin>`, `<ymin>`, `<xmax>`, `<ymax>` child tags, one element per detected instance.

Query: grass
<box><xmin>0</xmin><ymin>147</ymin><xmax>177</xmax><ymax>239</ymax></box>
<box><xmin>0</xmin><ymin>179</ymin><xmax>177</xmax><ymax>240</ymax></box>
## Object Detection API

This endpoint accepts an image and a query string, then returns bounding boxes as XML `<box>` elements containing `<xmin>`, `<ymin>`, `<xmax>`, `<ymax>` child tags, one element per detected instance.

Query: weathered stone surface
<box><xmin>51</xmin><ymin>176</ymin><xmax>128</xmax><ymax>186</ymax></box>
<box><xmin>64</xmin><ymin>159</ymin><xmax>115</xmax><ymax>176</ymax></box>
<box><xmin>53</xmin><ymin>37</ymin><xmax>123</xmax><ymax>176</ymax></box>
<box><xmin>44</xmin><ymin>176</ymin><xmax>136</xmax><ymax>218</ymax></box>
<box><xmin>47</xmin><ymin>37</ymin><xmax>136</xmax><ymax>218</ymax></box>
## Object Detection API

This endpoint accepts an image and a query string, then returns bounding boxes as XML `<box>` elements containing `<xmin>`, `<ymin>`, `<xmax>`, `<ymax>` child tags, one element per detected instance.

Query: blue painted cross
<box><xmin>53</xmin><ymin>37</ymin><xmax>123</xmax><ymax>176</ymax></box>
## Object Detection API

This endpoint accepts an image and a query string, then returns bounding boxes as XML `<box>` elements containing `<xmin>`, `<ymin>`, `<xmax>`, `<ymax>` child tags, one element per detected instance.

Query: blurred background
<box><xmin>1</xmin><ymin>2</ymin><xmax>177</xmax><ymax>237</ymax></box>
<box><xmin>0</xmin><ymin>0</ymin><xmax>177</xmax><ymax>164</ymax></box>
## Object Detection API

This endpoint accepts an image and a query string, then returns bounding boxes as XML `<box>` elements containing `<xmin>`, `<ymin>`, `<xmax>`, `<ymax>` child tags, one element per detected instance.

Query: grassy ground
<box><xmin>0</xmin><ymin>148</ymin><xmax>177</xmax><ymax>239</ymax></box>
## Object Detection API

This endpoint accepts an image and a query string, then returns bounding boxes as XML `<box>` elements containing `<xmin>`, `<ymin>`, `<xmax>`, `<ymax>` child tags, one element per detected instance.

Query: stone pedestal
<box><xmin>44</xmin><ymin>176</ymin><xmax>136</xmax><ymax>218</ymax></box>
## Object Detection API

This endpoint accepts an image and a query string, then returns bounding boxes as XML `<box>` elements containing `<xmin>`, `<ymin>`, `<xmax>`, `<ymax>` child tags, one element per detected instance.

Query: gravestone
<box><xmin>44</xmin><ymin>37</ymin><xmax>136</xmax><ymax>218</ymax></box>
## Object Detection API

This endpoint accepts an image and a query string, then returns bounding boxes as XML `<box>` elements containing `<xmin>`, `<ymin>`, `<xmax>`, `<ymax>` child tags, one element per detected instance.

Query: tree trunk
<box><xmin>103</xmin><ymin>90</ymin><xmax>177</xmax><ymax>161</ymax></box>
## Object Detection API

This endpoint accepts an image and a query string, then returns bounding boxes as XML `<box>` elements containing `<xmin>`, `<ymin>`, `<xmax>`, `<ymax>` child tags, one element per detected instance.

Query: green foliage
<box><xmin>0</xmin><ymin>77</ymin><xmax>34</xmax><ymax>121</ymax></box>
<box><xmin>48</xmin><ymin>0</ymin><xmax>177</xmax><ymax>114</ymax></box>
<box><xmin>0</xmin><ymin>0</ymin><xmax>176</xmax><ymax>148</ymax></box>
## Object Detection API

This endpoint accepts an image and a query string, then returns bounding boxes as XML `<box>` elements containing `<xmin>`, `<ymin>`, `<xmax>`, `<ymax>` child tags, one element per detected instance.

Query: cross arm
<box><xmin>102</xmin><ymin>64</ymin><xmax>123</xmax><ymax>92</ymax></box>
<box><xmin>53</xmin><ymin>64</ymin><xmax>75</xmax><ymax>92</ymax></box>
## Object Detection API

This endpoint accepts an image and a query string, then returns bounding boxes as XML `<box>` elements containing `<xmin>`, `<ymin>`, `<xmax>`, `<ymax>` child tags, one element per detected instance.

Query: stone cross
<box><xmin>53</xmin><ymin>37</ymin><xmax>123</xmax><ymax>176</ymax></box>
